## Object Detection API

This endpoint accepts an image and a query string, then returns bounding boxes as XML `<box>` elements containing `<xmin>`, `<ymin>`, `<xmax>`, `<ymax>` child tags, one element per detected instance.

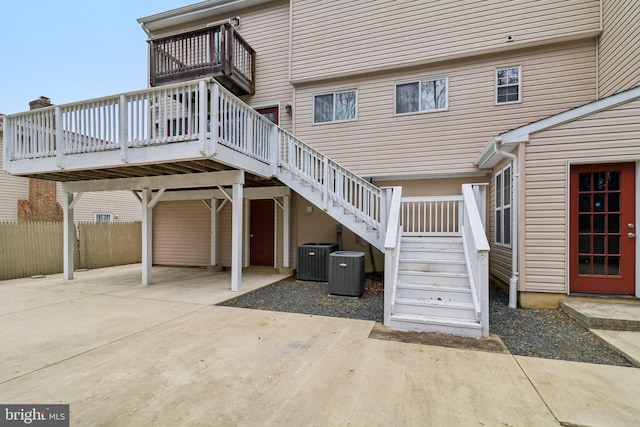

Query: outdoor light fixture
<box><xmin>285</xmin><ymin>104</ymin><xmax>292</xmax><ymax>114</ymax></box>
<box><xmin>231</xmin><ymin>16</ymin><xmax>240</xmax><ymax>27</ymax></box>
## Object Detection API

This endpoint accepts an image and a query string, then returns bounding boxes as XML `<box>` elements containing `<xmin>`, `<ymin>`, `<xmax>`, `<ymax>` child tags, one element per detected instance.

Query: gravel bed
<box><xmin>219</xmin><ymin>276</ymin><xmax>633</xmax><ymax>367</ymax></box>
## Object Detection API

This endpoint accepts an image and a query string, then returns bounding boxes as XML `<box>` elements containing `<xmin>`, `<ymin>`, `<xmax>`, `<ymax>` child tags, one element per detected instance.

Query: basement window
<box><xmin>495</xmin><ymin>165</ymin><xmax>511</xmax><ymax>247</ymax></box>
<box><xmin>94</xmin><ymin>213</ymin><xmax>114</xmax><ymax>223</ymax></box>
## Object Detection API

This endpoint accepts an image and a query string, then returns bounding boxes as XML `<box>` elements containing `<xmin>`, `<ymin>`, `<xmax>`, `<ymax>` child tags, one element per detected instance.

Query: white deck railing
<box><xmin>4</xmin><ymin>78</ymin><xmax>383</xmax><ymax>247</ymax></box>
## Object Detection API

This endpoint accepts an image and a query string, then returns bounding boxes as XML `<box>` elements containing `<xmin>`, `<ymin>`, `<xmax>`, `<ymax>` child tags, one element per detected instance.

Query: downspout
<box><xmin>494</xmin><ymin>139</ymin><xmax>519</xmax><ymax>308</ymax></box>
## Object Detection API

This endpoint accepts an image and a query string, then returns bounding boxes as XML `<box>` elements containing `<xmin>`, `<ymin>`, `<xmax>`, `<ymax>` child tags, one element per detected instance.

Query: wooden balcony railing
<box><xmin>149</xmin><ymin>24</ymin><xmax>255</xmax><ymax>96</ymax></box>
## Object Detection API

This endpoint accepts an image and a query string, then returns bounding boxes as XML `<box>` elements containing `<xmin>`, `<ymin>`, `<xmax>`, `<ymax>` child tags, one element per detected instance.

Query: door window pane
<box><xmin>593</xmin><ymin>194</ymin><xmax>605</xmax><ymax>212</ymax></box>
<box><xmin>579</xmin><ymin>173</ymin><xmax>591</xmax><ymax>191</ymax></box>
<box><xmin>594</xmin><ymin>215</ymin><xmax>605</xmax><ymax>233</ymax></box>
<box><xmin>608</xmin><ymin>172</ymin><xmax>620</xmax><ymax>191</ymax></box>
<box><xmin>579</xmin><ymin>214</ymin><xmax>591</xmax><ymax>233</ymax></box>
<box><xmin>579</xmin><ymin>256</ymin><xmax>591</xmax><ymax>274</ymax></box>
<box><xmin>608</xmin><ymin>215</ymin><xmax>620</xmax><ymax>233</ymax></box>
<box><xmin>593</xmin><ymin>256</ymin><xmax>606</xmax><ymax>275</ymax></box>
<box><xmin>593</xmin><ymin>235</ymin><xmax>605</xmax><ymax>254</ymax></box>
<box><xmin>608</xmin><ymin>236</ymin><xmax>620</xmax><ymax>254</ymax></box>
<box><xmin>594</xmin><ymin>172</ymin><xmax>606</xmax><ymax>191</ymax></box>
<box><xmin>608</xmin><ymin>193</ymin><xmax>620</xmax><ymax>212</ymax></box>
<box><xmin>608</xmin><ymin>257</ymin><xmax>620</xmax><ymax>275</ymax></box>
<box><xmin>579</xmin><ymin>235</ymin><xmax>591</xmax><ymax>253</ymax></box>
<box><xmin>579</xmin><ymin>194</ymin><xmax>591</xmax><ymax>212</ymax></box>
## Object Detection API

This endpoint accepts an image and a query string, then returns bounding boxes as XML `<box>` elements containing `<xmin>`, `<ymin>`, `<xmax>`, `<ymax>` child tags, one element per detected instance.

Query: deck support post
<box><xmin>211</xmin><ymin>198</ymin><xmax>218</xmax><ymax>267</ymax></box>
<box><xmin>231</xmin><ymin>182</ymin><xmax>243</xmax><ymax>291</ymax></box>
<box><xmin>142</xmin><ymin>188</ymin><xmax>153</xmax><ymax>285</ymax></box>
<box><xmin>63</xmin><ymin>192</ymin><xmax>75</xmax><ymax>280</ymax></box>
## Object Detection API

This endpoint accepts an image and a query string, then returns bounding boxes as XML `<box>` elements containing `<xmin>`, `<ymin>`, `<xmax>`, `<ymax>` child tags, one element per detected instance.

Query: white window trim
<box><xmin>94</xmin><ymin>213</ymin><xmax>114</xmax><ymax>223</ymax></box>
<box><xmin>394</xmin><ymin>76</ymin><xmax>449</xmax><ymax>116</ymax></box>
<box><xmin>495</xmin><ymin>66</ymin><xmax>522</xmax><ymax>105</ymax></box>
<box><xmin>312</xmin><ymin>90</ymin><xmax>358</xmax><ymax>125</ymax></box>
<box><xmin>495</xmin><ymin>165</ymin><xmax>512</xmax><ymax>248</ymax></box>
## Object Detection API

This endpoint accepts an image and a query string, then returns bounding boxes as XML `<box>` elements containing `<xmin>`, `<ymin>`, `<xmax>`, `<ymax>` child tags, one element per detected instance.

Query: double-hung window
<box><xmin>313</xmin><ymin>90</ymin><xmax>357</xmax><ymax>124</ymax></box>
<box><xmin>496</xmin><ymin>66</ymin><xmax>521</xmax><ymax>104</ymax></box>
<box><xmin>395</xmin><ymin>77</ymin><xmax>448</xmax><ymax>114</ymax></box>
<box><xmin>495</xmin><ymin>165</ymin><xmax>512</xmax><ymax>246</ymax></box>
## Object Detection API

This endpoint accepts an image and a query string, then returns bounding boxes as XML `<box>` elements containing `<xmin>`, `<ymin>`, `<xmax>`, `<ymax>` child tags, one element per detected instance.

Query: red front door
<box><xmin>570</xmin><ymin>163</ymin><xmax>636</xmax><ymax>294</ymax></box>
<box><xmin>256</xmin><ymin>106</ymin><xmax>279</xmax><ymax>125</ymax></box>
<box><xmin>250</xmin><ymin>199</ymin><xmax>275</xmax><ymax>267</ymax></box>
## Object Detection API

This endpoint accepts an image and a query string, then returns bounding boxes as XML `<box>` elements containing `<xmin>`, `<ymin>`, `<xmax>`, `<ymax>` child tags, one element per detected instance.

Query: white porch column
<box><xmin>142</xmin><ymin>188</ymin><xmax>153</xmax><ymax>285</ymax></box>
<box><xmin>231</xmin><ymin>182</ymin><xmax>243</xmax><ymax>291</ymax></box>
<box><xmin>63</xmin><ymin>192</ymin><xmax>75</xmax><ymax>280</ymax></box>
<box><xmin>283</xmin><ymin>195</ymin><xmax>290</xmax><ymax>268</ymax></box>
<box><xmin>211</xmin><ymin>198</ymin><xmax>218</xmax><ymax>267</ymax></box>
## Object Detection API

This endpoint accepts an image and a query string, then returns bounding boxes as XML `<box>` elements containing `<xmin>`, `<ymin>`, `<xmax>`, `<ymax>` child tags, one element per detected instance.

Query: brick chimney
<box><xmin>17</xmin><ymin>96</ymin><xmax>64</xmax><ymax>222</ymax></box>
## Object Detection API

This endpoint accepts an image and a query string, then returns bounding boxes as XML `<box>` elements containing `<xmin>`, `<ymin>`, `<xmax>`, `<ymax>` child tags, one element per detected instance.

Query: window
<box><xmin>495</xmin><ymin>165</ymin><xmax>511</xmax><ymax>246</ymax></box>
<box><xmin>496</xmin><ymin>66</ymin><xmax>521</xmax><ymax>104</ymax></box>
<box><xmin>395</xmin><ymin>77</ymin><xmax>448</xmax><ymax>114</ymax></box>
<box><xmin>94</xmin><ymin>213</ymin><xmax>114</xmax><ymax>223</ymax></box>
<box><xmin>313</xmin><ymin>90</ymin><xmax>357</xmax><ymax>123</ymax></box>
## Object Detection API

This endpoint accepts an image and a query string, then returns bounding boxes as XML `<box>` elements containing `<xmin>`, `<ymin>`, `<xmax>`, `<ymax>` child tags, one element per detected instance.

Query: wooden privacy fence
<box><xmin>0</xmin><ymin>222</ymin><xmax>142</xmax><ymax>280</ymax></box>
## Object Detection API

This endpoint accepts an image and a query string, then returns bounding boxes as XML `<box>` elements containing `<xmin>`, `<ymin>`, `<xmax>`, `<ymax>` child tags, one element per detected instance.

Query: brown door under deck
<box><xmin>250</xmin><ymin>199</ymin><xmax>275</xmax><ymax>267</ymax></box>
<box><xmin>570</xmin><ymin>163</ymin><xmax>636</xmax><ymax>294</ymax></box>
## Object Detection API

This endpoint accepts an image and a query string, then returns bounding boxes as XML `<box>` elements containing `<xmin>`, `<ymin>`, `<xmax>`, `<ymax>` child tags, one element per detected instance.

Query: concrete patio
<box><xmin>0</xmin><ymin>265</ymin><xmax>639</xmax><ymax>426</ymax></box>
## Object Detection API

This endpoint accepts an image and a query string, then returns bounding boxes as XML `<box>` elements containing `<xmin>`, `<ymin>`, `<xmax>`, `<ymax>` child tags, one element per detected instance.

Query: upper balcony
<box><xmin>149</xmin><ymin>23</ymin><xmax>255</xmax><ymax>96</ymax></box>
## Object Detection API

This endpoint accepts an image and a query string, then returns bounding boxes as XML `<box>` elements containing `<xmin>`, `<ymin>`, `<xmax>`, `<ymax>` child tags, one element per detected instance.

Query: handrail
<box><xmin>382</xmin><ymin>186</ymin><xmax>403</xmax><ymax>323</ymax></box>
<box><xmin>277</xmin><ymin>127</ymin><xmax>383</xmax><ymax>231</ymax></box>
<box><xmin>461</xmin><ymin>183</ymin><xmax>490</xmax><ymax>337</ymax></box>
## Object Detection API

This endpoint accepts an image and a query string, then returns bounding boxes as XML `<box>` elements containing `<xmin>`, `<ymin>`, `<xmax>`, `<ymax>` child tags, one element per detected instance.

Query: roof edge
<box><xmin>475</xmin><ymin>85</ymin><xmax>640</xmax><ymax>169</ymax></box>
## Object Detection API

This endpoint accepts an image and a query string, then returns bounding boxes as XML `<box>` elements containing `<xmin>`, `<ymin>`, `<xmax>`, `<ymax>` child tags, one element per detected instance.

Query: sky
<box><xmin>0</xmin><ymin>1</ymin><xmax>194</xmax><ymax>115</ymax></box>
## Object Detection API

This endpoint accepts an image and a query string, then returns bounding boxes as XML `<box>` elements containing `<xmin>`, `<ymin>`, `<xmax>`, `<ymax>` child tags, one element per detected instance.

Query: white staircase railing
<box><xmin>382</xmin><ymin>186</ymin><xmax>403</xmax><ymax>325</ymax></box>
<box><xmin>461</xmin><ymin>184</ymin><xmax>490</xmax><ymax>337</ymax></box>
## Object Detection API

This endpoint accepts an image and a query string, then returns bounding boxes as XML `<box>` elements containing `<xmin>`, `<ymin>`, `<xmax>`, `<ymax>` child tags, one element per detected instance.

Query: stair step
<box><xmin>398</xmin><ymin>258</ymin><xmax>467</xmax><ymax>273</ymax></box>
<box><xmin>400</xmin><ymin>248</ymin><xmax>465</xmax><ymax>261</ymax></box>
<box><xmin>388</xmin><ymin>313</ymin><xmax>481</xmax><ymax>338</ymax></box>
<box><xmin>401</xmin><ymin>237</ymin><xmax>463</xmax><ymax>249</ymax></box>
<box><xmin>397</xmin><ymin>270</ymin><xmax>469</xmax><ymax>287</ymax></box>
<box><xmin>394</xmin><ymin>297</ymin><xmax>476</xmax><ymax>320</ymax></box>
<box><xmin>396</xmin><ymin>283</ymin><xmax>473</xmax><ymax>303</ymax></box>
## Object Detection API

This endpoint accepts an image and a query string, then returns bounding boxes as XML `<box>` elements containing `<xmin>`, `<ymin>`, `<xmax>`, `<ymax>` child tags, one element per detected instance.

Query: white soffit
<box><xmin>138</xmin><ymin>0</ymin><xmax>271</xmax><ymax>34</ymax></box>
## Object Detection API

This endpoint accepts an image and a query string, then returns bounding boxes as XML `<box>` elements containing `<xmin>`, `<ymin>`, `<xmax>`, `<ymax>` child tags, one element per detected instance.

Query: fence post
<box><xmin>119</xmin><ymin>95</ymin><xmax>129</xmax><ymax>163</ymax></box>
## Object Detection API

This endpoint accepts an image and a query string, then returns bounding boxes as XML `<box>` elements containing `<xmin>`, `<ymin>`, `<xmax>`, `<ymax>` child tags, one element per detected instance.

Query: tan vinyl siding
<box><xmin>55</xmin><ymin>187</ymin><xmax>142</xmax><ymax>223</ymax></box>
<box><xmin>294</xmin><ymin>40</ymin><xmax>597</xmax><ymax>178</ymax></box>
<box><xmin>0</xmin><ymin>132</ymin><xmax>30</xmax><ymax>221</ymax></box>
<box><xmin>153</xmin><ymin>200</ymin><xmax>211</xmax><ymax>266</ymax></box>
<box><xmin>239</xmin><ymin>0</ymin><xmax>293</xmax><ymax>132</ymax></box>
<box><xmin>488</xmin><ymin>159</ymin><xmax>513</xmax><ymax>285</ymax></box>
<box><xmin>149</xmin><ymin>0</ymin><xmax>293</xmax><ymax>132</ymax></box>
<box><xmin>291</xmin><ymin>0</ymin><xmax>600</xmax><ymax>82</ymax></box>
<box><xmin>522</xmin><ymin>97</ymin><xmax>640</xmax><ymax>293</ymax></box>
<box><xmin>599</xmin><ymin>0</ymin><xmax>640</xmax><ymax>97</ymax></box>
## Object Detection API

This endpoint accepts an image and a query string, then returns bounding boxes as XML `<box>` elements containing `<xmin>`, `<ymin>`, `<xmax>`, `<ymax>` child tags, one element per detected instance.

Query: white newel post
<box><xmin>119</xmin><ymin>95</ymin><xmax>129</xmax><ymax>163</ymax></box>
<box><xmin>63</xmin><ymin>192</ymin><xmax>75</xmax><ymax>280</ymax></box>
<box><xmin>231</xmin><ymin>183</ymin><xmax>243</xmax><ymax>291</ymax></box>
<box><xmin>142</xmin><ymin>188</ymin><xmax>153</xmax><ymax>285</ymax></box>
<box><xmin>55</xmin><ymin>106</ymin><xmax>65</xmax><ymax>169</ymax></box>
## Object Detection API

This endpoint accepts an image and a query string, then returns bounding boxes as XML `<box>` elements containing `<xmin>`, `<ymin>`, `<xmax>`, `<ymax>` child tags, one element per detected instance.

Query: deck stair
<box><xmin>388</xmin><ymin>236</ymin><xmax>482</xmax><ymax>338</ymax></box>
